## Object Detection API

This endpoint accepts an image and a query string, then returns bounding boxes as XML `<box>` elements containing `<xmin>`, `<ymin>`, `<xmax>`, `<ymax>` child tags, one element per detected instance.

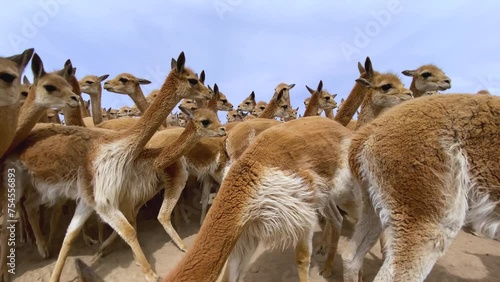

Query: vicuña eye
<box><xmin>119</xmin><ymin>78</ymin><xmax>129</xmax><ymax>83</ymax></box>
<box><xmin>0</xmin><ymin>73</ymin><xmax>16</xmax><ymax>83</ymax></box>
<box><xmin>201</xmin><ymin>119</ymin><xmax>211</xmax><ymax>127</ymax></box>
<box><xmin>44</xmin><ymin>85</ymin><xmax>57</xmax><ymax>92</ymax></box>
<box><xmin>86</xmin><ymin>81</ymin><xmax>94</xmax><ymax>84</ymax></box>
<box><xmin>381</xmin><ymin>84</ymin><xmax>392</xmax><ymax>91</ymax></box>
<box><xmin>421</xmin><ymin>72</ymin><xmax>432</xmax><ymax>78</ymax></box>
<box><xmin>21</xmin><ymin>91</ymin><xmax>28</xmax><ymax>97</ymax></box>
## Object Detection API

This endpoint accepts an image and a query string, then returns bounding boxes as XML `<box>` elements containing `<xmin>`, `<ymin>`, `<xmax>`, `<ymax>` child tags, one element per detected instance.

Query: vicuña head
<box><xmin>238</xmin><ymin>91</ymin><xmax>256</xmax><ymax>112</ymax></box>
<box><xmin>103</xmin><ymin>73</ymin><xmax>151</xmax><ymax>94</ymax></box>
<box><xmin>251</xmin><ymin>101</ymin><xmax>267</xmax><ymax>116</ymax></box>
<box><xmin>402</xmin><ymin>64</ymin><xmax>451</xmax><ymax>98</ymax></box>
<box><xmin>79</xmin><ymin>74</ymin><xmax>109</xmax><ymax>95</ymax></box>
<box><xmin>0</xmin><ymin>48</ymin><xmax>34</xmax><ymax>106</ymax></box>
<box><xmin>31</xmin><ymin>54</ymin><xmax>80</xmax><ymax>109</ymax></box>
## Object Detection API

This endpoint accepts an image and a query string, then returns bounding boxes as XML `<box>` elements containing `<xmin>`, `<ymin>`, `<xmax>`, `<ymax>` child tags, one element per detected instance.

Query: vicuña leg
<box><xmin>199</xmin><ymin>177</ymin><xmax>212</xmax><ymax>225</ymax></box>
<box><xmin>49</xmin><ymin>201</ymin><xmax>94</xmax><ymax>282</ymax></box>
<box><xmin>24</xmin><ymin>193</ymin><xmax>49</xmax><ymax>258</ymax></box>
<box><xmin>48</xmin><ymin>200</ymin><xmax>65</xmax><ymax>247</ymax></box>
<box><xmin>157</xmin><ymin>164</ymin><xmax>189</xmax><ymax>252</ymax></box>
<box><xmin>342</xmin><ymin>203</ymin><xmax>382</xmax><ymax>282</ymax></box>
<box><xmin>223</xmin><ymin>232</ymin><xmax>259</xmax><ymax>282</ymax></box>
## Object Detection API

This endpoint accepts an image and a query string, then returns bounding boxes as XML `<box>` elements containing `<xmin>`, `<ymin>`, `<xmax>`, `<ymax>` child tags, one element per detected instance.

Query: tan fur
<box><xmin>402</xmin><ymin>64</ymin><xmax>451</xmax><ymax>98</ymax></box>
<box><xmin>343</xmin><ymin>94</ymin><xmax>499</xmax><ymax>281</ymax></box>
<box><xmin>46</xmin><ymin>109</ymin><xmax>62</xmax><ymax>124</ymax></box>
<box><xmin>4</xmin><ymin>52</ymin><xmax>213</xmax><ymax>282</ymax></box>
<box><xmin>79</xmin><ymin>74</ymin><xmax>109</xmax><ymax>125</ymax></box>
<box><xmin>0</xmin><ymin>48</ymin><xmax>34</xmax><ymax>157</ymax></box>
<box><xmin>256</xmin><ymin>89</ymin><xmax>292</xmax><ymax>119</ymax></box>
<box><xmin>103</xmin><ymin>73</ymin><xmax>151</xmax><ymax>113</ymax></box>
<box><xmin>19</xmin><ymin>75</ymin><xmax>31</xmax><ymax>107</ymax></box>
<box><xmin>477</xmin><ymin>89</ymin><xmax>491</xmax><ymax>95</ymax></box>
<box><xmin>334</xmin><ymin>57</ymin><xmax>377</xmax><ymax>127</ymax></box>
<box><xmin>226</xmin><ymin>110</ymin><xmax>245</xmax><ymax>122</ymax></box>
<box><xmin>251</xmin><ymin>101</ymin><xmax>267</xmax><ymax>116</ymax></box>
<box><xmin>163</xmin><ymin>116</ymin><xmax>352</xmax><ymax>282</ymax></box>
<box><xmin>237</xmin><ymin>91</ymin><xmax>256</xmax><ymax>112</ymax></box>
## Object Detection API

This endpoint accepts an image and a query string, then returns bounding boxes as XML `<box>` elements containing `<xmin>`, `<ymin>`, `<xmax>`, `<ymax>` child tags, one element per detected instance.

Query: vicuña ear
<box><xmin>23</xmin><ymin>75</ymin><xmax>30</xmax><ymax>85</ymax></box>
<box><xmin>276</xmin><ymin>89</ymin><xmax>285</xmax><ymax>101</ymax></box>
<box><xmin>60</xmin><ymin>59</ymin><xmax>74</xmax><ymax>79</ymax></box>
<box><xmin>316</xmin><ymin>80</ymin><xmax>323</xmax><ymax>93</ymax></box>
<box><xmin>305</xmin><ymin>85</ymin><xmax>315</xmax><ymax>95</ymax></box>
<box><xmin>250</xmin><ymin>91</ymin><xmax>255</xmax><ymax>100</ymax></box>
<box><xmin>178</xmin><ymin>105</ymin><xmax>194</xmax><ymax>120</ymax></box>
<box><xmin>9</xmin><ymin>48</ymin><xmax>34</xmax><ymax>73</ymax></box>
<box><xmin>98</xmin><ymin>74</ymin><xmax>110</xmax><ymax>82</ymax></box>
<box><xmin>402</xmin><ymin>70</ymin><xmax>415</xmax><ymax>77</ymax></box>
<box><xmin>171</xmin><ymin>58</ymin><xmax>177</xmax><ymax>70</ymax></box>
<box><xmin>364</xmin><ymin>57</ymin><xmax>373</xmax><ymax>78</ymax></box>
<box><xmin>357</xmin><ymin>61</ymin><xmax>365</xmax><ymax>74</ymax></box>
<box><xmin>137</xmin><ymin>78</ymin><xmax>152</xmax><ymax>85</ymax></box>
<box><xmin>332</xmin><ymin>93</ymin><xmax>337</xmax><ymax>99</ymax></box>
<box><xmin>199</xmin><ymin>70</ymin><xmax>205</xmax><ymax>84</ymax></box>
<box><xmin>288</xmin><ymin>83</ymin><xmax>295</xmax><ymax>89</ymax></box>
<box><xmin>355</xmin><ymin>78</ymin><xmax>372</xmax><ymax>88</ymax></box>
<box><xmin>31</xmin><ymin>53</ymin><xmax>46</xmax><ymax>81</ymax></box>
<box><xmin>176</xmin><ymin>52</ymin><xmax>185</xmax><ymax>74</ymax></box>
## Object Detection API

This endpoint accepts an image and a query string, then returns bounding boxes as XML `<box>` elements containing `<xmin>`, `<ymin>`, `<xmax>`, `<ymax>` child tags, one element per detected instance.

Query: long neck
<box><xmin>206</xmin><ymin>96</ymin><xmax>218</xmax><ymax>113</ymax></box>
<box><xmin>64</xmin><ymin>76</ymin><xmax>86</xmax><ymax>126</ymax></box>
<box><xmin>0</xmin><ymin>104</ymin><xmax>20</xmax><ymax>157</ymax></box>
<box><xmin>152</xmin><ymin>122</ymin><xmax>201</xmax><ymax>170</ymax></box>
<box><xmin>163</xmin><ymin>162</ymin><xmax>262</xmax><ymax>282</ymax></box>
<box><xmin>80</xmin><ymin>101</ymin><xmax>90</xmax><ymax>117</ymax></box>
<box><xmin>258</xmin><ymin>99</ymin><xmax>279</xmax><ymax>119</ymax></box>
<box><xmin>355</xmin><ymin>92</ymin><xmax>384</xmax><ymax>129</ymax></box>
<box><xmin>334</xmin><ymin>82</ymin><xmax>367</xmax><ymax>126</ymax></box>
<box><xmin>324</xmin><ymin>108</ymin><xmax>334</xmax><ymax>119</ymax></box>
<box><xmin>409</xmin><ymin>79</ymin><xmax>425</xmax><ymax>98</ymax></box>
<box><xmin>303</xmin><ymin>94</ymin><xmax>320</xmax><ymax>117</ymax></box>
<box><xmin>118</xmin><ymin>73</ymin><xmax>180</xmax><ymax>157</ymax></box>
<box><xmin>7</xmin><ymin>87</ymin><xmax>49</xmax><ymax>153</ymax></box>
<box><xmin>130</xmin><ymin>85</ymin><xmax>150</xmax><ymax>114</ymax></box>
<box><xmin>90</xmin><ymin>87</ymin><xmax>103</xmax><ymax>125</ymax></box>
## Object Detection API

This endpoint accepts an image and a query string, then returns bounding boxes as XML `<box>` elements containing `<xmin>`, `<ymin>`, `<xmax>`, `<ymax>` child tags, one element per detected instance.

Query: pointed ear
<box><xmin>98</xmin><ymin>74</ymin><xmax>109</xmax><ymax>82</ymax></box>
<box><xmin>178</xmin><ymin>105</ymin><xmax>194</xmax><ymax>119</ymax></box>
<box><xmin>22</xmin><ymin>75</ymin><xmax>30</xmax><ymax>85</ymax></box>
<box><xmin>137</xmin><ymin>78</ymin><xmax>151</xmax><ymax>85</ymax></box>
<box><xmin>9</xmin><ymin>48</ymin><xmax>34</xmax><ymax>72</ymax></box>
<box><xmin>288</xmin><ymin>83</ymin><xmax>295</xmax><ymax>89</ymax></box>
<box><xmin>305</xmin><ymin>85</ymin><xmax>315</xmax><ymax>95</ymax></box>
<box><xmin>332</xmin><ymin>94</ymin><xmax>337</xmax><ymax>99</ymax></box>
<box><xmin>207</xmin><ymin>84</ymin><xmax>213</xmax><ymax>92</ymax></box>
<box><xmin>276</xmin><ymin>89</ymin><xmax>285</xmax><ymax>101</ymax></box>
<box><xmin>295</xmin><ymin>106</ymin><xmax>299</xmax><ymax>111</ymax></box>
<box><xmin>200</xmin><ymin>70</ymin><xmax>205</xmax><ymax>84</ymax></box>
<box><xmin>316</xmin><ymin>80</ymin><xmax>323</xmax><ymax>93</ymax></box>
<box><xmin>31</xmin><ymin>53</ymin><xmax>46</xmax><ymax>81</ymax></box>
<box><xmin>357</xmin><ymin>61</ymin><xmax>365</xmax><ymax>74</ymax></box>
<box><xmin>250</xmin><ymin>91</ymin><xmax>255</xmax><ymax>100</ymax></box>
<box><xmin>364</xmin><ymin>57</ymin><xmax>373</xmax><ymax>77</ymax></box>
<box><xmin>59</xmin><ymin>59</ymin><xmax>74</xmax><ymax>79</ymax></box>
<box><xmin>213</xmin><ymin>83</ymin><xmax>219</xmax><ymax>95</ymax></box>
<box><xmin>299</xmin><ymin>114</ymin><xmax>302</xmax><ymax>118</ymax></box>
<box><xmin>341</xmin><ymin>98</ymin><xmax>345</xmax><ymax>103</ymax></box>
<box><xmin>171</xmin><ymin>58</ymin><xmax>177</xmax><ymax>70</ymax></box>
<box><xmin>402</xmin><ymin>70</ymin><xmax>415</xmax><ymax>77</ymax></box>
<box><xmin>176</xmin><ymin>52</ymin><xmax>185</xmax><ymax>73</ymax></box>
<box><xmin>355</xmin><ymin>78</ymin><xmax>372</xmax><ymax>88</ymax></box>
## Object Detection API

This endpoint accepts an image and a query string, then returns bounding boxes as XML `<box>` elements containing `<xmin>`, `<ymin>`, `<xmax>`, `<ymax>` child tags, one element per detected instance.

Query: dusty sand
<box><xmin>11</xmin><ymin>197</ymin><xmax>500</xmax><ymax>282</ymax></box>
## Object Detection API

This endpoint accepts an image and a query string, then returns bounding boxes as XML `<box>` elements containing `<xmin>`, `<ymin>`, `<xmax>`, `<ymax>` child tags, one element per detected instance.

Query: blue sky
<box><xmin>2</xmin><ymin>0</ymin><xmax>499</xmax><ymax>121</ymax></box>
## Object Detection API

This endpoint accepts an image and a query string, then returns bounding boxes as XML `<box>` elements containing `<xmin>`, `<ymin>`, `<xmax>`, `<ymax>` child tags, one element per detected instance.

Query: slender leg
<box><xmin>379</xmin><ymin>231</ymin><xmax>388</xmax><ymax>260</ymax></box>
<box><xmin>24</xmin><ymin>193</ymin><xmax>49</xmax><ymax>258</ymax></box>
<box><xmin>49</xmin><ymin>201</ymin><xmax>94</xmax><ymax>282</ymax></box>
<box><xmin>95</xmin><ymin>207</ymin><xmax>158</xmax><ymax>282</ymax></box>
<box><xmin>158</xmin><ymin>166</ymin><xmax>188</xmax><ymax>251</ymax></box>
<box><xmin>91</xmin><ymin>231</ymin><xmax>119</xmax><ymax>264</ymax></box>
<box><xmin>199</xmin><ymin>177</ymin><xmax>212</xmax><ymax>225</ymax></box>
<box><xmin>223</xmin><ymin>232</ymin><xmax>259</xmax><ymax>282</ymax></box>
<box><xmin>320</xmin><ymin>221</ymin><xmax>341</xmax><ymax>278</ymax></box>
<box><xmin>342</xmin><ymin>202</ymin><xmax>382</xmax><ymax>282</ymax></box>
<box><xmin>295</xmin><ymin>229</ymin><xmax>313</xmax><ymax>282</ymax></box>
<box><xmin>48</xmin><ymin>200</ymin><xmax>65</xmax><ymax>248</ymax></box>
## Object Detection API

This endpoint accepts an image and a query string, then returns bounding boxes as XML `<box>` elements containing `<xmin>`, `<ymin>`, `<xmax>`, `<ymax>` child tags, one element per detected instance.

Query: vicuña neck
<box><xmin>303</xmin><ymin>94</ymin><xmax>320</xmax><ymax>117</ymax></box>
<box><xmin>153</xmin><ymin>121</ymin><xmax>202</xmax><ymax>170</ymax></box>
<box><xmin>409</xmin><ymin>79</ymin><xmax>425</xmax><ymax>98</ymax></box>
<box><xmin>118</xmin><ymin>73</ymin><xmax>180</xmax><ymax>157</ymax></box>
<box><xmin>90</xmin><ymin>87</ymin><xmax>103</xmax><ymax>125</ymax></box>
<box><xmin>64</xmin><ymin>76</ymin><xmax>85</xmax><ymax>126</ymax></box>
<box><xmin>334</xmin><ymin>81</ymin><xmax>368</xmax><ymax>126</ymax></box>
<box><xmin>324</xmin><ymin>108</ymin><xmax>334</xmax><ymax>119</ymax></box>
<box><xmin>194</xmin><ymin>98</ymin><xmax>208</xmax><ymax>109</ymax></box>
<box><xmin>356</xmin><ymin>93</ymin><xmax>385</xmax><ymax>129</ymax></box>
<box><xmin>130</xmin><ymin>85</ymin><xmax>150</xmax><ymax>114</ymax></box>
<box><xmin>258</xmin><ymin>99</ymin><xmax>279</xmax><ymax>119</ymax></box>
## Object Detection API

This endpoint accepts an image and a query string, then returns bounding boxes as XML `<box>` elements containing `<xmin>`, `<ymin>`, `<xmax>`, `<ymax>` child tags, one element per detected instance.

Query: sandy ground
<box><xmin>10</xmin><ymin>198</ymin><xmax>500</xmax><ymax>282</ymax></box>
